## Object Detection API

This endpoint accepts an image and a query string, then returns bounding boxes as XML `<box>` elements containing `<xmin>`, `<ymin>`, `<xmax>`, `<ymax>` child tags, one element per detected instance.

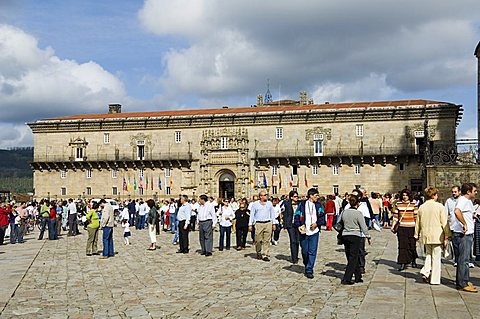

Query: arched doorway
<box><xmin>218</xmin><ymin>171</ymin><xmax>235</xmax><ymax>199</ymax></box>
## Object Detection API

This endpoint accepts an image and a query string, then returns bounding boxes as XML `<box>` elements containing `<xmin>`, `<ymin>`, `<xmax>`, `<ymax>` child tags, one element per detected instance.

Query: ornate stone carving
<box><xmin>305</xmin><ymin>127</ymin><xmax>332</xmax><ymax>141</ymax></box>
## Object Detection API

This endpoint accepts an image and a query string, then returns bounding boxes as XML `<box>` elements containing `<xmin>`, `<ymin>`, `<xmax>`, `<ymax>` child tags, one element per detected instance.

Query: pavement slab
<box><xmin>0</xmin><ymin>226</ymin><xmax>479</xmax><ymax>318</ymax></box>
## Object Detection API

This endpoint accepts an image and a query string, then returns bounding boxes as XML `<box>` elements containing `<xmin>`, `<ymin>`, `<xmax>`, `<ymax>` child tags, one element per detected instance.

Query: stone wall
<box><xmin>426</xmin><ymin>165</ymin><xmax>480</xmax><ymax>202</ymax></box>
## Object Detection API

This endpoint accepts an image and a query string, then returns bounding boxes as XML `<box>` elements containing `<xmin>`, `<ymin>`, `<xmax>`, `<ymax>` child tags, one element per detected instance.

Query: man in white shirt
<box><xmin>197</xmin><ymin>195</ymin><xmax>217</xmax><ymax>256</ymax></box>
<box><xmin>67</xmin><ymin>198</ymin><xmax>78</xmax><ymax>236</ymax></box>
<box><xmin>445</xmin><ymin>185</ymin><xmax>461</xmax><ymax>264</ymax></box>
<box><xmin>138</xmin><ymin>199</ymin><xmax>148</xmax><ymax>230</ymax></box>
<box><xmin>190</xmin><ymin>199</ymin><xmax>199</xmax><ymax>231</ymax></box>
<box><xmin>452</xmin><ymin>183</ymin><xmax>478</xmax><ymax>293</ymax></box>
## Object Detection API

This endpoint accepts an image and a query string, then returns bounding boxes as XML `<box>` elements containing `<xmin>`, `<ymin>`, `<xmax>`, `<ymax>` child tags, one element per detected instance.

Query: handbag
<box><xmin>298</xmin><ymin>224</ymin><xmax>306</xmax><ymax>235</ymax></box>
<box><xmin>333</xmin><ymin>216</ymin><xmax>344</xmax><ymax>245</ymax></box>
<box><xmin>392</xmin><ymin>203</ymin><xmax>410</xmax><ymax>234</ymax></box>
<box><xmin>444</xmin><ymin>240</ymin><xmax>454</xmax><ymax>260</ymax></box>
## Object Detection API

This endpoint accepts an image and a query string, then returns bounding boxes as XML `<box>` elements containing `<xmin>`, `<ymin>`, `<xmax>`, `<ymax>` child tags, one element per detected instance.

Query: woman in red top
<box><xmin>48</xmin><ymin>201</ymin><xmax>58</xmax><ymax>240</ymax></box>
<box><xmin>324</xmin><ymin>195</ymin><xmax>336</xmax><ymax>231</ymax></box>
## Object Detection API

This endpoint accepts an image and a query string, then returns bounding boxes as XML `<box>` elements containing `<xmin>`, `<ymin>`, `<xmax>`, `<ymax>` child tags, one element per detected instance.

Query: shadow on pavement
<box><xmin>282</xmin><ymin>264</ymin><xmax>304</xmax><ymax>274</ymax></box>
<box><xmin>274</xmin><ymin>254</ymin><xmax>291</xmax><ymax>261</ymax></box>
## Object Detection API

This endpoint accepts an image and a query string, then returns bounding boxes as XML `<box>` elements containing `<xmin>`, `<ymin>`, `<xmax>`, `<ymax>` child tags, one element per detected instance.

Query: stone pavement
<box><xmin>0</xmin><ymin>226</ymin><xmax>479</xmax><ymax>319</ymax></box>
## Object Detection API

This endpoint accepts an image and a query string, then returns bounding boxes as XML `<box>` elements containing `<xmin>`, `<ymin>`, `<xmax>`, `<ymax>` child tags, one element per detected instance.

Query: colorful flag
<box><xmin>139</xmin><ymin>176</ymin><xmax>143</xmax><ymax>188</ymax></box>
<box><xmin>127</xmin><ymin>177</ymin><xmax>131</xmax><ymax>191</ymax></box>
<box><xmin>279</xmin><ymin>172</ymin><xmax>282</xmax><ymax>190</ymax></box>
<box><xmin>158</xmin><ymin>175</ymin><xmax>162</xmax><ymax>190</ymax></box>
<box><xmin>122</xmin><ymin>177</ymin><xmax>127</xmax><ymax>191</ymax></box>
<box><xmin>289</xmin><ymin>172</ymin><xmax>294</xmax><ymax>187</ymax></box>
<box><xmin>263</xmin><ymin>173</ymin><xmax>267</xmax><ymax>188</ymax></box>
<box><xmin>250</xmin><ymin>175</ymin><xmax>254</xmax><ymax>188</ymax></box>
<box><xmin>134</xmin><ymin>177</ymin><xmax>137</xmax><ymax>190</ymax></box>
<box><xmin>271</xmin><ymin>174</ymin><xmax>274</xmax><ymax>186</ymax></box>
<box><xmin>146</xmin><ymin>176</ymin><xmax>148</xmax><ymax>190</ymax></box>
<box><xmin>304</xmin><ymin>171</ymin><xmax>308</xmax><ymax>187</ymax></box>
<box><xmin>151</xmin><ymin>175</ymin><xmax>154</xmax><ymax>190</ymax></box>
<box><xmin>170</xmin><ymin>177</ymin><xmax>173</xmax><ymax>188</ymax></box>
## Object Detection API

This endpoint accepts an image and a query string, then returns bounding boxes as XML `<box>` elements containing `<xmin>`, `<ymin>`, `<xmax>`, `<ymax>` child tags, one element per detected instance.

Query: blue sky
<box><xmin>0</xmin><ymin>0</ymin><xmax>479</xmax><ymax>148</ymax></box>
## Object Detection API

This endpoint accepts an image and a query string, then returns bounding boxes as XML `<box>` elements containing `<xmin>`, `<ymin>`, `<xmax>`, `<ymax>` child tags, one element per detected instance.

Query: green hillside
<box><xmin>0</xmin><ymin>147</ymin><xmax>33</xmax><ymax>193</ymax></box>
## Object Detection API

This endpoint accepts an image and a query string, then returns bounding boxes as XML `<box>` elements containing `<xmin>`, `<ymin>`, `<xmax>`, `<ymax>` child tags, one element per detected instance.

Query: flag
<box><xmin>151</xmin><ymin>175</ymin><xmax>154</xmax><ymax>190</ymax></box>
<box><xmin>271</xmin><ymin>174</ymin><xmax>274</xmax><ymax>186</ymax></box>
<box><xmin>263</xmin><ymin>173</ymin><xmax>267</xmax><ymax>188</ymax></box>
<box><xmin>158</xmin><ymin>175</ymin><xmax>162</xmax><ymax>190</ymax></box>
<box><xmin>122</xmin><ymin>177</ymin><xmax>127</xmax><ymax>191</ymax></box>
<box><xmin>127</xmin><ymin>177</ymin><xmax>131</xmax><ymax>191</ymax></box>
<box><xmin>304</xmin><ymin>171</ymin><xmax>308</xmax><ymax>187</ymax></box>
<box><xmin>146</xmin><ymin>176</ymin><xmax>148</xmax><ymax>190</ymax></box>
<box><xmin>250</xmin><ymin>175</ymin><xmax>254</xmax><ymax>188</ymax></box>
<box><xmin>134</xmin><ymin>177</ymin><xmax>137</xmax><ymax>190</ymax></box>
<box><xmin>289</xmin><ymin>172</ymin><xmax>293</xmax><ymax>187</ymax></box>
<box><xmin>139</xmin><ymin>176</ymin><xmax>143</xmax><ymax>188</ymax></box>
<box><xmin>279</xmin><ymin>172</ymin><xmax>282</xmax><ymax>190</ymax></box>
<box><xmin>170</xmin><ymin>177</ymin><xmax>173</xmax><ymax>188</ymax></box>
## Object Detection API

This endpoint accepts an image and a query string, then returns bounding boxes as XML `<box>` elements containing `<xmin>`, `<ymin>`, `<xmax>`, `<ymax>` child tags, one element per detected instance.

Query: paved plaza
<box><xmin>1</xmin><ymin>226</ymin><xmax>479</xmax><ymax>319</ymax></box>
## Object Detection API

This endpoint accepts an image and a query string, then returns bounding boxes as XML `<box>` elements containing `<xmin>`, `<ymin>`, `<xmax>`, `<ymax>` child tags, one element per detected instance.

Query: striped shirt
<box><xmin>393</xmin><ymin>201</ymin><xmax>417</xmax><ymax>227</ymax></box>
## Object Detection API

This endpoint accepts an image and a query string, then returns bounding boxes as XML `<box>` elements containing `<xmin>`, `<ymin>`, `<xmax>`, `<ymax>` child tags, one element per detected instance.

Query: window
<box><xmin>354</xmin><ymin>164</ymin><xmax>361</xmax><ymax>175</ymax></box>
<box><xmin>111</xmin><ymin>169</ymin><xmax>117</xmax><ymax>179</ymax></box>
<box><xmin>313</xmin><ymin>140</ymin><xmax>323</xmax><ymax>156</ymax></box>
<box><xmin>86</xmin><ymin>169</ymin><xmax>92</xmax><ymax>179</ymax></box>
<box><xmin>86</xmin><ymin>187</ymin><xmax>92</xmax><ymax>196</ymax></box>
<box><xmin>355</xmin><ymin>124</ymin><xmax>364</xmax><ymax>137</ymax></box>
<box><xmin>312</xmin><ymin>165</ymin><xmax>318</xmax><ymax>176</ymax></box>
<box><xmin>220</xmin><ymin>137</ymin><xmax>228</xmax><ymax>149</ymax></box>
<box><xmin>112</xmin><ymin>187</ymin><xmax>118</xmax><ymax>196</ymax></box>
<box><xmin>276</xmin><ymin>127</ymin><xmax>283</xmax><ymax>140</ymax></box>
<box><xmin>138</xmin><ymin>168</ymin><xmax>144</xmax><ymax>177</ymax></box>
<box><xmin>166</xmin><ymin>186</ymin><xmax>171</xmax><ymax>195</ymax></box>
<box><xmin>175</xmin><ymin>131</ymin><xmax>182</xmax><ymax>143</ymax></box>
<box><xmin>272</xmin><ymin>165</ymin><xmax>278</xmax><ymax>176</ymax></box>
<box><xmin>292</xmin><ymin>165</ymin><xmax>298</xmax><ymax>176</ymax></box>
<box><xmin>355</xmin><ymin>184</ymin><xmax>361</xmax><ymax>190</ymax></box>
<box><xmin>165</xmin><ymin>168</ymin><xmax>171</xmax><ymax>177</ymax></box>
<box><xmin>272</xmin><ymin>185</ymin><xmax>278</xmax><ymax>195</ymax></box>
<box><xmin>313</xmin><ymin>184</ymin><xmax>318</xmax><ymax>191</ymax></box>
<box><xmin>103</xmin><ymin>133</ymin><xmax>110</xmax><ymax>144</ymax></box>
<box><xmin>399</xmin><ymin>163</ymin><xmax>405</xmax><ymax>171</ymax></box>
<box><xmin>60</xmin><ymin>170</ymin><xmax>67</xmax><ymax>179</ymax></box>
<box><xmin>332</xmin><ymin>164</ymin><xmax>339</xmax><ymax>176</ymax></box>
<box><xmin>137</xmin><ymin>140</ymin><xmax>145</xmax><ymax>160</ymax></box>
<box><xmin>61</xmin><ymin>187</ymin><xmax>67</xmax><ymax>196</ymax></box>
<box><xmin>333</xmin><ymin>185</ymin><xmax>339</xmax><ymax>195</ymax></box>
<box><xmin>75</xmin><ymin>147</ymin><xmax>84</xmax><ymax>161</ymax></box>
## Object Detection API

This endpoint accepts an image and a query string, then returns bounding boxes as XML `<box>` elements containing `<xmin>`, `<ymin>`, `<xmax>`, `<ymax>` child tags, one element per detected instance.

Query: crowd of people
<box><xmin>1</xmin><ymin>183</ymin><xmax>479</xmax><ymax>292</ymax></box>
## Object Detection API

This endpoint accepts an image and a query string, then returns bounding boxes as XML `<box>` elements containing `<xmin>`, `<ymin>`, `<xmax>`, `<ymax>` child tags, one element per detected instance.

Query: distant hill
<box><xmin>0</xmin><ymin>147</ymin><xmax>33</xmax><ymax>193</ymax></box>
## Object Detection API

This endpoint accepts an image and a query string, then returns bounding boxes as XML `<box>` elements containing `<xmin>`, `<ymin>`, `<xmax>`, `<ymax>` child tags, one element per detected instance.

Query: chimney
<box><xmin>299</xmin><ymin>91</ymin><xmax>307</xmax><ymax>105</ymax></box>
<box><xmin>108</xmin><ymin>103</ymin><xmax>122</xmax><ymax>114</ymax></box>
<box><xmin>257</xmin><ymin>94</ymin><xmax>264</xmax><ymax>106</ymax></box>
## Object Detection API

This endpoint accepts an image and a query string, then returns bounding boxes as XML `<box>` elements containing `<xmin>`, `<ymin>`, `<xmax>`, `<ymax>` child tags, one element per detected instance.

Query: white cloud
<box><xmin>139</xmin><ymin>0</ymin><xmax>480</xmax><ymax>104</ymax></box>
<box><xmin>0</xmin><ymin>24</ymin><xmax>129</xmax><ymax>147</ymax></box>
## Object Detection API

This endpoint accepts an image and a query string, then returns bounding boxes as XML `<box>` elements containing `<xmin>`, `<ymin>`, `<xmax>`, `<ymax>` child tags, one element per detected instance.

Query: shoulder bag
<box><xmin>392</xmin><ymin>202</ymin><xmax>409</xmax><ymax>234</ymax></box>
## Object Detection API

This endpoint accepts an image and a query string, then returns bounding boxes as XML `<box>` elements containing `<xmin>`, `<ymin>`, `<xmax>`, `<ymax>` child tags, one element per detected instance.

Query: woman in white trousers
<box><xmin>414</xmin><ymin>187</ymin><xmax>451</xmax><ymax>285</ymax></box>
<box><xmin>147</xmin><ymin>199</ymin><xmax>159</xmax><ymax>251</ymax></box>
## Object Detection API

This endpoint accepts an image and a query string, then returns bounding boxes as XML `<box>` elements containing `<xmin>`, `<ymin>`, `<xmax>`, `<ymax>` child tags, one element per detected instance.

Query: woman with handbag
<box><xmin>391</xmin><ymin>189</ymin><xmax>418</xmax><ymax>271</ymax></box>
<box><xmin>340</xmin><ymin>194</ymin><xmax>371</xmax><ymax>285</ymax></box>
<box><xmin>414</xmin><ymin>187</ymin><xmax>450</xmax><ymax>284</ymax></box>
<box><xmin>85</xmin><ymin>201</ymin><xmax>100</xmax><ymax>256</ymax></box>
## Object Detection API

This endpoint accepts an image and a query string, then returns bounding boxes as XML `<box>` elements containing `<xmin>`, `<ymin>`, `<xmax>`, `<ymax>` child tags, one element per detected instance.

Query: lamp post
<box><xmin>474</xmin><ymin>41</ymin><xmax>480</xmax><ymax>163</ymax></box>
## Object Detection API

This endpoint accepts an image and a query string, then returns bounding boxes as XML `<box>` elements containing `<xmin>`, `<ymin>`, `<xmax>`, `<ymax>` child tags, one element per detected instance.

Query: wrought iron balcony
<box><xmin>32</xmin><ymin>152</ymin><xmax>193</xmax><ymax>163</ymax></box>
<box><xmin>255</xmin><ymin>146</ymin><xmax>416</xmax><ymax>159</ymax></box>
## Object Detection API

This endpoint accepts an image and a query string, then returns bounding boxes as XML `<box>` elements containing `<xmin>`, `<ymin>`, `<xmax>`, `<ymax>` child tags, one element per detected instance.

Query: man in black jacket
<box><xmin>281</xmin><ymin>190</ymin><xmax>300</xmax><ymax>264</ymax></box>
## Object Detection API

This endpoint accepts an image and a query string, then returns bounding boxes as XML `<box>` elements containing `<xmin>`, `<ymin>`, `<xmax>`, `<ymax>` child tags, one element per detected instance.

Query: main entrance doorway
<box><xmin>219</xmin><ymin>171</ymin><xmax>235</xmax><ymax>199</ymax></box>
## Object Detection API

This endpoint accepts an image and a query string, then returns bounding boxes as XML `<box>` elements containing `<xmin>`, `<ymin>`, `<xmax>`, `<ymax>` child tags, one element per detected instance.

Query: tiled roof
<box><xmin>46</xmin><ymin>99</ymin><xmax>450</xmax><ymax>121</ymax></box>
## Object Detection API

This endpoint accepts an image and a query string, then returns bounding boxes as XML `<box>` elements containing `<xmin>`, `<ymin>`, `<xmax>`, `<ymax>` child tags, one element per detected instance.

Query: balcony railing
<box><xmin>255</xmin><ymin>147</ymin><xmax>416</xmax><ymax>158</ymax></box>
<box><xmin>33</xmin><ymin>152</ymin><xmax>193</xmax><ymax>163</ymax></box>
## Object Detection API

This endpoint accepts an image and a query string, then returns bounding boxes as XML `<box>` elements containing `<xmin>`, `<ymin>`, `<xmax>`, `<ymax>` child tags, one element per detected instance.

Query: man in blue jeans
<box><xmin>452</xmin><ymin>183</ymin><xmax>478</xmax><ymax>293</ymax></box>
<box><xmin>99</xmin><ymin>199</ymin><xmax>115</xmax><ymax>259</ymax></box>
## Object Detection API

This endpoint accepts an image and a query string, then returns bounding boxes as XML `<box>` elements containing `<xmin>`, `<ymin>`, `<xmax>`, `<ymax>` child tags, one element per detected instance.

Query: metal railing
<box><xmin>33</xmin><ymin>152</ymin><xmax>193</xmax><ymax>163</ymax></box>
<box><xmin>255</xmin><ymin>146</ymin><xmax>416</xmax><ymax>158</ymax></box>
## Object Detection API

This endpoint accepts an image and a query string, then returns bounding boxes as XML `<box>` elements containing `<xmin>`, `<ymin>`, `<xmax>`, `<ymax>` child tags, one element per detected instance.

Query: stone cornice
<box><xmin>28</xmin><ymin>103</ymin><xmax>462</xmax><ymax>133</ymax></box>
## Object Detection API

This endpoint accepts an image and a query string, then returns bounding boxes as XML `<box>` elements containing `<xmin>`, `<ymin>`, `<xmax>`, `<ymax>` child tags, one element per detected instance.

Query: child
<box><xmin>122</xmin><ymin>219</ymin><xmax>131</xmax><ymax>245</ymax></box>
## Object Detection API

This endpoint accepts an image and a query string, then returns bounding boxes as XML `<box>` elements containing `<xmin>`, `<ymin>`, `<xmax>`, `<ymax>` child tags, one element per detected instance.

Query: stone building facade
<box><xmin>28</xmin><ymin>99</ymin><xmax>462</xmax><ymax>200</ymax></box>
